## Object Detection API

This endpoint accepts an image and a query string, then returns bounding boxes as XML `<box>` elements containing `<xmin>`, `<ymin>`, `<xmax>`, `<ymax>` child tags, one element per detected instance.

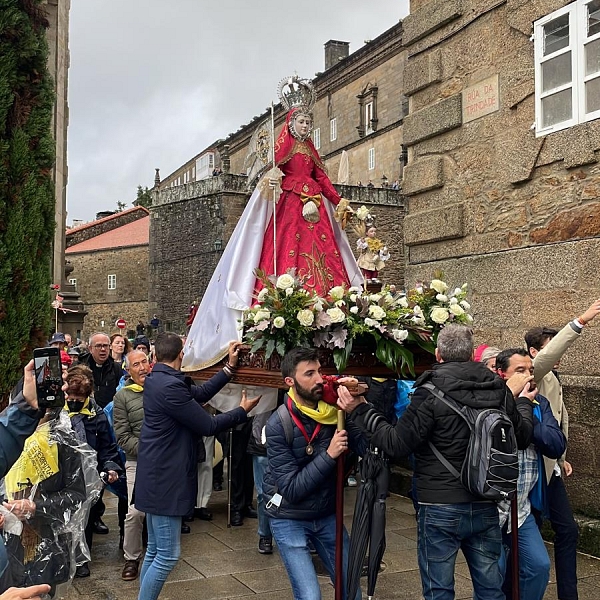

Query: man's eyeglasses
<box><xmin>93</xmin><ymin>344</ymin><xmax>110</xmax><ymax>349</ymax></box>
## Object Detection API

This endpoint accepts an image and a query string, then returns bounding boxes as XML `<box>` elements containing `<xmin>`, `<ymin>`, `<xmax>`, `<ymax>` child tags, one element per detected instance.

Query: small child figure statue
<box><xmin>356</xmin><ymin>226</ymin><xmax>390</xmax><ymax>283</ymax></box>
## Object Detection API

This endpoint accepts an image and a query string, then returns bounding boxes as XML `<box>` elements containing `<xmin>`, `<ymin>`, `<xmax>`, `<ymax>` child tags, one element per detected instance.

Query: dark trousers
<box><xmin>547</xmin><ymin>473</ymin><xmax>579</xmax><ymax>600</ymax></box>
<box><xmin>229</xmin><ymin>419</ymin><xmax>254</xmax><ymax>512</ymax></box>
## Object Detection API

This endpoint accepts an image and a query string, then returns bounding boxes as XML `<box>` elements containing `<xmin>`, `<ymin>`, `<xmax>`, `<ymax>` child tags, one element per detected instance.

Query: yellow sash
<box><xmin>288</xmin><ymin>388</ymin><xmax>338</xmax><ymax>425</ymax></box>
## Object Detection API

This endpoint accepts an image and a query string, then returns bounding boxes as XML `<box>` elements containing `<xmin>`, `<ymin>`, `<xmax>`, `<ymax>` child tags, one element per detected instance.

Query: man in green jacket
<box><xmin>525</xmin><ymin>297</ymin><xmax>600</xmax><ymax>600</ymax></box>
<box><xmin>113</xmin><ymin>350</ymin><xmax>149</xmax><ymax>582</ymax></box>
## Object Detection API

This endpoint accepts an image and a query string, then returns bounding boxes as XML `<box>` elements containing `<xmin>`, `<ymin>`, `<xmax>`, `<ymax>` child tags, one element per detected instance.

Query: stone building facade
<box><xmin>401</xmin><ymin>0</ymin><xmax>600</xmax><ymax>518</ymax></box>
<box><xmin>42</xmin><ymin>0</ymin><xmax>70</xmax><ymax>290</ymax></box>
<box><xmin>66</xmin><ymin>208</ymin><xmax>149</xmax><ymax>340</ymax></box>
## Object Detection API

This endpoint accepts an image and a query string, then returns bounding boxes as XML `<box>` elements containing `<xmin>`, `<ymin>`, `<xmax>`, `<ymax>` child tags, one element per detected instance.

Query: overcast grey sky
<box><xmin>67</xmin><ymin>1</ymin><xmax>410</xmax><ymax>223</ymax></box>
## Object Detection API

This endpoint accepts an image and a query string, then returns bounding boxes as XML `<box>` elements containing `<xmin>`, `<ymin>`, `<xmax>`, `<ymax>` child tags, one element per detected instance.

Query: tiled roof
<box><xmin>66</xmin><ymin>216</ymin><xmax>149</xmax><ymax>253</ymax></box>
<box><xmin>67</xmin><ymin>206</ymin><xmax>149</xmax><ymax>234</ymax></box>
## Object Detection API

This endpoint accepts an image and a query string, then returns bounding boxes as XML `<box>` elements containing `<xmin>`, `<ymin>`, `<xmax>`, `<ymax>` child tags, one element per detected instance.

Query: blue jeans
<box><xmin>138</xmin><ymin>514</ymin><xmax>181</xmax><ymax>600</ymax></box>
<box><xmin>270</xmin><ymin>514</ymin><xmax>360</xmax><ymax>600</ymax></box>
<box><xmin>252</xmin><ymin>455</ymin><xmax>271</xmax><ymax>538</ymax></box>
<box><xmin>499</xmin><ymin>512</ymin><xmax>550</xmax><ymax>600</ymax></box>
<box><xmin>418</xmin><ymin>503</ymin><xmax>504</xmax><ymax>600</ymax></box>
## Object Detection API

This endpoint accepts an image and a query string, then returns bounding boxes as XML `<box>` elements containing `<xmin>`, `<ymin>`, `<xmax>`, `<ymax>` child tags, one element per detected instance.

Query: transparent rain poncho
<box><xmin>0</xmin><ymin>409</ymin><xmax>102</xmax><ymax>598</ymax></box>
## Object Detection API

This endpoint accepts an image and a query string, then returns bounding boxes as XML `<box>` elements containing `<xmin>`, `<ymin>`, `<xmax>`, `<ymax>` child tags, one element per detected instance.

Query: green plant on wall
<box><xmin>0</xmin><ymin>0</ymin><xmax>56</xmax><ymax>405</ymax></box>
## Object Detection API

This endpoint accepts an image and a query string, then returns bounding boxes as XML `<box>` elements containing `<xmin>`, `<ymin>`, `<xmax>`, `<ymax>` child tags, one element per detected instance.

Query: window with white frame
<box><xmin>313</xmin><ymin>127</ymin><xmax>321</xmax><ymax>149</ymax></box>
<box><xmin>68</xmin><ymin>278</ymin><xmax>77</xmax><ymax>288</ymax></box>
<box><xmin>330</xmin><ymin>118</ymin><xmax>337</xmax><ymax>141</ymax></box>
<box><xmin>108</xmin><ymin>274</ymin><xmax>116</xmax><ymax>290</ymax></box>
<box><xmin>534</xmin><ymin>0</ymin><xmax>600</xmax><ymax>136</ymax></box>
<box><xmin>365</xmin><ymin>101</ymin><xmax>374</xmax><ymax>134</ymax></box>
<box><xmin>368</xmin><ymin>147</ymin><xmax>375</xmax><ymax>170</ymax></box>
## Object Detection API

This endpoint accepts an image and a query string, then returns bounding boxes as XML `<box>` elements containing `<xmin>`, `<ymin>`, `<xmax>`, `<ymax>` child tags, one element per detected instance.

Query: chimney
<box><xmin>324</xmin><ymin>40</ymin><xmax>350</xmax><ymax>70</ymax></box>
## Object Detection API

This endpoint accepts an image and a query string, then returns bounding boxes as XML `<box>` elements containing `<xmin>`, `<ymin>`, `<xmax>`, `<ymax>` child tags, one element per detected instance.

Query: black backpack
<box><xmin>421</xmin><ymin>382</ymin><xmax>518</xmax><ymax>501</ymax></box>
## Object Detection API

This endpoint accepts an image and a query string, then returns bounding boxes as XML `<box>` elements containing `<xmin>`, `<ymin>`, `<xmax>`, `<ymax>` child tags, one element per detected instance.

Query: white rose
<box><xmin>449</xmin><ymin>297</ymin><xmax>459</xmax><ymax>305</ymax></box>
<box><xmin>329</xmin><ymin>286</ymin><xmax>345</xmax><ymax>301</ymax></box>
<box><xmin>449</xmin><ymin>303</ymin><xmax>465</xmax><ymax>316</ymax></box>
<box><xmin>454</xmin><ymin>287</ymin><xmax>462</xmax><ymax>296</ymax></box>
<box><xmin>430</xmin><ymin>279</ymin><xmax>448</xmax><ymax>294</ymax></box>
<box><xmin>369</xmin><ymin>305</ymin><xmax>386</xmax><ymax>320</ymax></box>
<box><xmin>356</xmin><ymin>205</ymin><xmax>370</xmax><ymax>221</ymax></box>
<box><xmin>335</xmin><ymin>300</ymin><xmax>345</xmax><ymax>308</ymax></box>
<box><xmin>350</xmin><ymin>306</ymin><xmax>359</xmax><ymax>314</ymax></box>
<box><xmin>297</xmin><ymin>309</ymin><xmax>315</xmax><ymax>327</ymax></box>
<box><xmin>364</xmin><ymin>318</ymin><xmax>379</xmax><ymax>328</ymax></box>
<box><xmin>460</xmin><ymin>300</ymin><xmax>471</xmax><ymax>310</ymax></box>
<box><xmin>398</xmin><ymin>296</ymin><xmax>409</xmax><ymax>308</ymax></box>
<box><xmin>392</xmin><ymin>329</ymin><xmax>409</xmax><ymax>342</ymax></box>
<box><xmin>313</xmin><ymin>300</ymin><xmax>324</xmax><ymax>312</ymax></box>
<box><xmin>413</xmin><ymin>305</ymin><xmax>423</xmax><ymax>316</ymax></box>
<box><xmin>326</xmin><ymin>307</ymin><xmax>346</xmax><ymax>323</ymax></box>
<box><xmin>350</xmin><ymin>294</ymin><xmax>358</xmax><ymax>303</ymax></box>
<box><xmin>415</xmin><ymin>286</ymin><xmax>423</xmax><ymax>294</ymax></box>
<box><xmin>430</xmin><ymin>307</ymin><xmax>450</xmax><ymax>324</ymax></box>
<box><xmin>273</xmin><ymin>316</ymin><xmax>286</xmax><ymax>328</ymax></box>
<box><xmin>276</xmin><ymin>274</ymin><xmax>295</xmax><ymax>290</ymax></box>
<box><xmin>254</xmin><ymin>310</ymin><xmax>271</xmax><ymax>322</ymax></box>
<box><xmin>370</xmin><ymin>294</ymin><xmax>381</xmax><ymax>303</ymax></box>
<box><xmin>286</xmin><ymin>287</ymin><xmax>294</xmax><ymax>297</ymax></box>
<box><xmin>257</xmin><ymin>288</ymin><xmax>269</xmax><ymax>302</ymax></box>
<box><xmin>435</xmin><ymin>294</ymin><xmax>448</xmax><ymax>302</ymax></box>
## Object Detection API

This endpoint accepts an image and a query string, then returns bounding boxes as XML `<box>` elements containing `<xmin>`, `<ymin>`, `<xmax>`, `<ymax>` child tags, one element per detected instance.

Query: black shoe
<box><xmin>183</xmin><ymin>513</ymin><xmax>194</xmax><ymax>523</ymax></box>
<box><xmin>258</xmin><ymin>536</ymin><xmax>273</xmax><ymax>554</ymax></box>
<box><xmin>230</xmin><ymin>511</ymin><xmax>244</xmax><ymax>527</ymax></box>
<box><xmin>181</xmin><ymin>522</ymin><xmax>191</xmax><ymax>534</ymax></box>
<box><xmin>213</xmin><ymin>481</ymin><xmax>223</xmax><ymax>492</ymax></box>
<box><xmin>243</xmin><ymin>505</ymin><xmax>258</xmax><ymax>519</ymax></box>
<box><xmin>93</xmin><ymin>519</ymin><xmax>109</xmax><ymax>535</ymax></box>
<box><xmin>75</xmin><ymin>563</ymin><xmax>90</xmax><ymax>578</ymax></box>
<box><xmin>194</xmin><ymin>507</ymin><xmax>213</xmax><ymax>521</ymax></box>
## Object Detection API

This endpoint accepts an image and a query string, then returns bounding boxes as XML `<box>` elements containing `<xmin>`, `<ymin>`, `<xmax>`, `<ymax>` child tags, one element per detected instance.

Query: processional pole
<box><xmin>335</xmin><ymin>409</ymin><xmax>346</xmax><ymax>600</ymax></box>
<box><xmin>270</xmin><ymin>102</ymin><xmax>277</xmax><ymax>276</ymax></box>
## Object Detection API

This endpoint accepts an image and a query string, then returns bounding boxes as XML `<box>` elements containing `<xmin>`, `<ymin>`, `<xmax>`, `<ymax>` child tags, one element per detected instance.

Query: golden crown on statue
<box><xmin>277</xmin><ymin>75</ymin><xmax>316</xmax><ymax>112</ymax></box>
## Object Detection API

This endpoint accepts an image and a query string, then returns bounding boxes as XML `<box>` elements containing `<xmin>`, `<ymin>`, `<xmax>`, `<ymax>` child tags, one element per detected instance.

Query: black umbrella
<box><xmin>347</xmin><ymin>448</ymin><xmax>388</xmax><ymax>600</ymax></box>
<box><xmin>367</xmin><ymin>458</ymin><xmax>389</xmax><ymax>599</ymax></box>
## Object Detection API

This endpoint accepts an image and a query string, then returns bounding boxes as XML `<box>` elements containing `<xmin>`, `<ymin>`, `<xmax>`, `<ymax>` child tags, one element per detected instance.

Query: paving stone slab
<box><xmin>232</xmin><ymin>565</ymin><xmax>292</xmax><ymax>594</ymax></box>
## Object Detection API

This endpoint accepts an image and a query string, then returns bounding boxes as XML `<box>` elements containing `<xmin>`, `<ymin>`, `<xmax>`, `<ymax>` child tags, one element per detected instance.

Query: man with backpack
<box><xmin>495</xmin><ymin>348</ymin><xmax>567</xmax><ymax>600</ymax></box>
<box><xmin>337</xmin><ymin>324</ymin><xmax>536</xmax><ymax>600</ymax></box>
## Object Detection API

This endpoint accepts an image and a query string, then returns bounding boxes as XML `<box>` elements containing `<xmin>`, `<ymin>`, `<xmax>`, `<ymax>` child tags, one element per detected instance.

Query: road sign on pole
<box><xmin>115</xmin><ymin>319</ymin><xmax>127</xmax><ymax>330</ymax></box>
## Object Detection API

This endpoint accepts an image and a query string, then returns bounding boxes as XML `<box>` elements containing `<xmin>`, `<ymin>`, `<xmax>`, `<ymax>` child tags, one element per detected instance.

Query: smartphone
<box><xmin>33</xmin><ymin>347</ymin><xmax>65</xmax><ymax>409</ymax></box>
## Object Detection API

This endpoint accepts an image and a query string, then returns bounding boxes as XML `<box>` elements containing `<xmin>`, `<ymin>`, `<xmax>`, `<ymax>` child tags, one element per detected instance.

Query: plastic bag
<box><xmin>395</xmin><ymin>380</ymin><xmax>416</xmax><ymax>419</ymax></box>
<box><xmin>1</xmin><ymin>409</ymin><xmax>102</xmax><ymax>597</ymax></box>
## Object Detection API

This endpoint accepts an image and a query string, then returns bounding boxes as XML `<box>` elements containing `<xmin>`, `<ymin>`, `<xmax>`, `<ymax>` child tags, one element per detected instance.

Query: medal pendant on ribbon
<box><xmin>306</xmin><ymin>444</ymin><xmax>314</xmax><ymax>455</ymax></box>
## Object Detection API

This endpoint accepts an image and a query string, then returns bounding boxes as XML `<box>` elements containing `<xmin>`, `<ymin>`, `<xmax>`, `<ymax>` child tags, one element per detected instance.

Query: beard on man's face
<box><xmin>294</xmin><ymin>378</ymin><xmax>324</xmax><ymax>405</ymax></box>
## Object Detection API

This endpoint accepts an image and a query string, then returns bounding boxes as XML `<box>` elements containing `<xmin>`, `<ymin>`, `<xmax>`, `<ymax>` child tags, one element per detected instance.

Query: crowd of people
<box><xmin>0</xmin><ymin>296</ymin><xmax>594</xmax><ymax>600</ymax></box>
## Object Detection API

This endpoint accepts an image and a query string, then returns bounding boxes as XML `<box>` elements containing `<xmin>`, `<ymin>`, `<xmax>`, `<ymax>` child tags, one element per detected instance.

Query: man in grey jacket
<box><xmin>113</xmin><ymin>350</ymin><xmax>149</xmax><ymax>582</ymax></box>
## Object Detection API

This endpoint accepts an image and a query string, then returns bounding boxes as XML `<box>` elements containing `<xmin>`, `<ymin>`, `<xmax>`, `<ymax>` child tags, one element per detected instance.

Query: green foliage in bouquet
<box><xmin>243</xmin><ymin>270</ymin><xmax>473</xmax><ymax>376</ymax></box>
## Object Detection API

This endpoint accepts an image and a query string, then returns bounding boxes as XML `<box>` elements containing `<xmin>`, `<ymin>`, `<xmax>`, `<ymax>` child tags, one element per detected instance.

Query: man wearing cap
<box><xmin>49</xmin><ymin>332</ymin><xmax>67</xmax><ymax>352</ymax></box>
<box><xmin>133</xmin><ymin>335</ymin><xmax>151</xmax><ymax>355</ymax></box>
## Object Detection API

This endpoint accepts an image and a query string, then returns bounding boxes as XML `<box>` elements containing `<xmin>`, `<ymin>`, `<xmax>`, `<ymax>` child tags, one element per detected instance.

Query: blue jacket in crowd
<box><xmin>134</xmin><ymin>364</ymin><xmax>247</xmax><ymax>517</ymax></box>
<box><xmin>263</xmin><ymin>395</ymin><xmax>367</xmax><ymax>521</ymax></box>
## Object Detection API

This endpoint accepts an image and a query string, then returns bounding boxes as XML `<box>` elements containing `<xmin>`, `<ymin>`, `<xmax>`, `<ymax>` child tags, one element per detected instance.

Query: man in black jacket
<box><xmin>263</xmin><ymin>347</ymin><xmax>366</xmax><ymax>600</ymax></box>
<box><xmin>78</xmin><ymin>332</ymin><xmax>123</xmax><ymax>536</ymax></box>
<box><xmin>338</xmin><ymin>325</ymin><xmax>536</xmax><ymax>600</ymax></box>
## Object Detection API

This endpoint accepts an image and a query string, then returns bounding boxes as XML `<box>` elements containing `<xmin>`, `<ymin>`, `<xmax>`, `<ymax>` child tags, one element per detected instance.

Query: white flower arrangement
<box><xmin>243</xmin><ymin>269</ymin><xmax>473</xmax><ymax>374</ymax></box>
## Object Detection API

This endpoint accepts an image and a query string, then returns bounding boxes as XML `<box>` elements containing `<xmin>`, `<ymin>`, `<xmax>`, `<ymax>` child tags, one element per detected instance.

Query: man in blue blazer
<box><xmin>134</xmin><ymin>333</ymin><xmax>260</xmax><ymax>600</ymax></box>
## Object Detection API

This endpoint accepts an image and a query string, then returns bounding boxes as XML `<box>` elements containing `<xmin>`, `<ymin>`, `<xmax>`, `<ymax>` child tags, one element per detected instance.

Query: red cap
<box><xmin>474</xmin><ymin>344</ymin><xmax>489</xmax><ymax>363</ymax></box>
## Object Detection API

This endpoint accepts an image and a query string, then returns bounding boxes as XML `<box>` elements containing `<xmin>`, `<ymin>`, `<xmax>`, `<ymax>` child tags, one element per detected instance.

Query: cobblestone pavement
<box><xmin>64</xmin><ymin>489</ymin><xmax>600</xmax><ymax>600</ymax></box>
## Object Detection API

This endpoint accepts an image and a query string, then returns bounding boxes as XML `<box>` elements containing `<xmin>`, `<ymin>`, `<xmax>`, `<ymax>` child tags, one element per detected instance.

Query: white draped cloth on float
<box><xmin>181</xmin><ymin>173</ymin><xmax>363</xmax><ymax>375</ymax></box>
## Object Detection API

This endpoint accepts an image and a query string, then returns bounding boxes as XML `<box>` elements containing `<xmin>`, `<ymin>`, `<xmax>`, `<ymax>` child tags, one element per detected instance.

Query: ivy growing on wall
<box><xmin>0</xmin><ymin>0</ymin><xmax>56</xmax><ymax>405</ymax></box>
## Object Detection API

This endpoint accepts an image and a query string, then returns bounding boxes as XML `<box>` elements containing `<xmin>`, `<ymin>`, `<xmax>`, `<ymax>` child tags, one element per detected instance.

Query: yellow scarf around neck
<box><xmin>288</xmin><ymin>388</ymin><xmax>338</xmax><ymax>425</ymax></box>
<box><xmin>125</xmin><ymin>383</ymin><xmax>144</xmax><ymax>392</ymax></box>
<box><xmin>65</xmin><ymin>396</ymin><xmax>95</xmax><ymax>418</ymax></box>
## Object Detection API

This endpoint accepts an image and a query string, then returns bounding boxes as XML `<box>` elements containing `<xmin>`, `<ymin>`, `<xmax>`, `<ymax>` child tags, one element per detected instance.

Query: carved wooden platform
<box><xmin>188</xmin><ymin>344</ymin><xmax>434</xmax><ymax>388</ymax></box>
